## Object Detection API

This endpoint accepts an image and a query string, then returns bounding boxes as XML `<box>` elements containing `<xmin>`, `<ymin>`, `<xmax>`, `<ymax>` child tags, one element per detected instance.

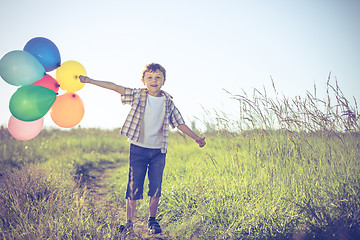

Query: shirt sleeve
<box><xmin>169</xmin><ymin>105</ymin><xmax>185</xmax><ymax>129</ymax></box>
<box><xmin>121</xmin><ymin>87</ymin><xmax>136</xmax><ymax>105</ymax></box>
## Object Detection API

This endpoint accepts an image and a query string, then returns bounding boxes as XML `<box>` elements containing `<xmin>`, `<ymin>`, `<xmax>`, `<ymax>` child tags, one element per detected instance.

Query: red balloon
<box><xmin>31</xmin><ymin>74</ymin><xmax>60</xmax><ymax>93</ymax></box>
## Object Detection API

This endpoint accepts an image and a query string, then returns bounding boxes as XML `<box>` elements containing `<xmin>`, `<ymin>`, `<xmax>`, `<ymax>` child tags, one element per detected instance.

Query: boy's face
<box><xmin>142</xmin><ymin>69</ymin><xmax>165</xmax><ymax>97</ymax></box>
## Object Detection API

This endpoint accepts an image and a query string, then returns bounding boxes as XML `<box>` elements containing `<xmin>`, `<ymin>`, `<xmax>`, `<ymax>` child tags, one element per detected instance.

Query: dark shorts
<box><xmin>125</xmin><ymin>144</ymin><xmax>166</xmax><ymax>200</ymax></box>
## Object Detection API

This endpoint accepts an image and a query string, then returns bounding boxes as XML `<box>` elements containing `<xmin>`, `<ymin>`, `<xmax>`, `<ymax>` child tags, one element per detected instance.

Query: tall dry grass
<box><xmin>202</xmin><ymin>73</ymin><xmax>359</xmax><ymax>136</ymax></box>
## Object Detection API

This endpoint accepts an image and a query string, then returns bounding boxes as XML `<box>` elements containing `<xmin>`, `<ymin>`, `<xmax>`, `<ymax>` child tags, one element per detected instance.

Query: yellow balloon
<box><xmin>56</xmin><ymin>60</ymin><xmax>86</xmax><ymax>92</ymax></box>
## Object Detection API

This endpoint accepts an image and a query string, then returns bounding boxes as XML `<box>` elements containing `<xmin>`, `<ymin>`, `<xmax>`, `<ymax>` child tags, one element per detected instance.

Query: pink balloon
<box><xmin>8</xmin><ymin>115</ymin><xmax>44</xmax><ymax>141</ymax></box>
<box><xmin>31</xmin><ymin>74</ymin><xmax>60</xmax><ymax>93</ymax></box>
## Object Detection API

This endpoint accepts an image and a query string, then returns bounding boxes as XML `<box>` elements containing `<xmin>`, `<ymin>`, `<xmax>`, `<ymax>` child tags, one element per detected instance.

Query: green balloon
<box><xmin>9</xmin><ymin>85</ymin><xmax>56</xmax><ymax>121</ymax></box>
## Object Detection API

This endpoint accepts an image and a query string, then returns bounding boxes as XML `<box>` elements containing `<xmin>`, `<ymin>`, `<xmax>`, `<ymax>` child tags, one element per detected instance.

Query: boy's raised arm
<box><xmin>79</xmin><ymin>75</ymin><xmax>125</xmax><ymax>95</ymax></box>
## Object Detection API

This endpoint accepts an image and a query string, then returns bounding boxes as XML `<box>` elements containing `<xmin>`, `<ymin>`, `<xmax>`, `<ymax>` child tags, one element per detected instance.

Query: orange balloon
<box><xmin>50</xmin><ymin>92</ymin><xmax>84</xmax><ymax>128</ymax></box>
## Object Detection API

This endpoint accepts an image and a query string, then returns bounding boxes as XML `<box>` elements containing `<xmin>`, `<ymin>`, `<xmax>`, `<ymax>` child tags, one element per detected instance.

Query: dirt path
<box><xmin>85</xmin><ymin>164</ymin><xmax>171</xmax><ymax>240</ymax></box>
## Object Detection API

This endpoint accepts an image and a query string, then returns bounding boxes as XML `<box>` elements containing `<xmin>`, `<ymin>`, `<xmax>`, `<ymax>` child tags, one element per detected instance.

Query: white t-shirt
<box><xmin>129</xmin><ymin>95</ymin><xmax>165</xmax><ymax>149</ymax></box>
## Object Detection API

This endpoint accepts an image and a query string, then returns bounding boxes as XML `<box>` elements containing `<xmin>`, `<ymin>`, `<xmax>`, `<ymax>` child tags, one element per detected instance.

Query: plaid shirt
<box><xmin>120</xmin><ymin>88</ymin><xmax>185</xmax><ymax>153</ymax></box>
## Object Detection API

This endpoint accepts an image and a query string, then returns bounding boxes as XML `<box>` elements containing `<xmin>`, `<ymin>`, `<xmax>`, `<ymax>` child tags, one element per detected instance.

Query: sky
<box><xmin>1</xmin><ymin>0</ymin><xmax>359</xmax><ymax>130</ymax></box>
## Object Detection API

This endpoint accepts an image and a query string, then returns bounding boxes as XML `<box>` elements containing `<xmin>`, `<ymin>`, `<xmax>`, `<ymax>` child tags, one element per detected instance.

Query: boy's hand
<box><xmin>78</xmin><ymin>75</ymin><xmax>90</xmax><ymax>83</ymax></box>
<box><xmin>195</xmin><ymin>136</ymin><xmax>206</xmax><ymax>148</ymax></box>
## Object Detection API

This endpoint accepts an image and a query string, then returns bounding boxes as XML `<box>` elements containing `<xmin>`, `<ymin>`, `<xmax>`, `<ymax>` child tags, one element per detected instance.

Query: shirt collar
<box><xmin>142</xmin><ymin>88</ymin><xmax>173</xmax><ymax>100</ymax></box>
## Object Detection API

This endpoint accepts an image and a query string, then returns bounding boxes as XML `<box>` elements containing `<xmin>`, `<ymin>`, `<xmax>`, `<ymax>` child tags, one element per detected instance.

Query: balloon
<box><xmin>24</xmin><ymin>37</ymin><xmax>61</xmax><ymax>72</ymax></box>
<box><xmin>0</xmin><ymin>50</ymin><xmax>45</xmax><ymax>86</ymax></box>
<box><xmin>50</xmin><ymin>92</ymin><xmax>84</xmax><ymax>128</ymax></box>
<box><xmin>9</xmin><ymin>85</ymin><xmax>56</xmax><ymax>121</ymax></box>
<box><xmin>56</xmin><ymin>60</ymin><xmax>86</xmax><ymax>92</ymax></box>
<box><xmin>31</xmin><ymin>74</ymin><xmax>60</xmax><ymax>93</ymax></box>
<box><xmin>8</xmin><ymin>115</ymin><xmax>44</xmax><ymax>141</ymax></box>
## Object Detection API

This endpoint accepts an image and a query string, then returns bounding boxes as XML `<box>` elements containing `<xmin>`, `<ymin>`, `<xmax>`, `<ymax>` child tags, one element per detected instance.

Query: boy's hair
<box><xmin>142</xmin><ymin>63</ymin><xmax>166</xmax><ymax>81</ymax></box>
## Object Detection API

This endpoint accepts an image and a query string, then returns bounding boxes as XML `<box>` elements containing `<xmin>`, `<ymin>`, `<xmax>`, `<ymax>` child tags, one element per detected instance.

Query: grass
<box><xmin>0</xmin><ymin>165</ymin><xmax>87</xmax><ymax>239</ymax></box>
<box><xmin>159</xmin><ymin>131</ymin><xmax>360</xmax><ymax>239</ymax></box>
<box><xmin>0</xmin><ymin>128</ymin><xmax>129</xmax><ymax>239</ymax></box>
<box><xmin>0</xmin><ymin>76</ymin><xmax>359</xmax><ymax>239</ymax></box>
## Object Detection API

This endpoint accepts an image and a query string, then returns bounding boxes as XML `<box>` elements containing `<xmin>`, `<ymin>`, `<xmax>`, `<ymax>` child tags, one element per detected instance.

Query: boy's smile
<box><xmin>142</xmin><ymin>70</ymin><xmax>165</xmax><ymax>97</ymax></box>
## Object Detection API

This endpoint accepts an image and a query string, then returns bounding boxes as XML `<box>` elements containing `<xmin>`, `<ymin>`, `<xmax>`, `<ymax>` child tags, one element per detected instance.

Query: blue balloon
<box><xmin>24</xmin><ymin>37</ymin><xmax>61</xmax><ymax>72</ymax></box>
<box><xmin>0</xmin><ymin>50</ymin><xmax>45</xmax><ymax>86</ymax></box>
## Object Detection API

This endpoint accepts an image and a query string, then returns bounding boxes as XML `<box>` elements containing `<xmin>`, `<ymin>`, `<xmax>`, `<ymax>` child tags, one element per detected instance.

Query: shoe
<box><xmin>148</xmin><ymin>218</ymin><xmax>162</xmax><ymax>234</ymax></box>
<box><xmin>119</xmin><ymin>220</ymin><xmax>133</xmax><ymax>233</ymax></box>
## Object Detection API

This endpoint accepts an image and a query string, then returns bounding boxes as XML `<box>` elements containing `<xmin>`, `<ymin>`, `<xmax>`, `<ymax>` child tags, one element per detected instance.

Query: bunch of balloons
<box><xmin>0</xmin><ymin>37</ymin><xmax>87</xmax><ymax>141</ymax></box>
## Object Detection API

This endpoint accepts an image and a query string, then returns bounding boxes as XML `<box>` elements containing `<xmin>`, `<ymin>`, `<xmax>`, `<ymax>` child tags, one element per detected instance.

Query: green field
<box><xmin>0</xmin><ymin>127</ymin><xmax>359</xmax><ymax>239</ymax></box>
<box><xmin>1</xmin><ymin>81</ymin><xmax>360</xmax><ymax>239</ymax></box>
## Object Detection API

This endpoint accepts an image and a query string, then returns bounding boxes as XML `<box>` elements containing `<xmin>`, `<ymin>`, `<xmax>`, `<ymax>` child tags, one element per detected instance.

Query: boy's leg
<box><xmin>121</xmin><ymin>144</ymin><xmax>148</xmax><ymax>233</ymax></box>
<box><xmin>147</xmin><ymin>149</ymin><xmax>165</xmax><ymax>234</ymax></box>
<box><xmin>149</xmin><ymin>196</ymin><xmax>160</xmax><ymax>218</ymax></box>
<box><xmin>127</xmin><ymin>198</ymin><xmax>137</xmax><ymax>222</ymax></box>
<box><xmin>126</xmin><ymin>145</ymin><xmax>148</xmax><ymax>200</ymax></box>
<box><xmin>119</xmin><ymin>199</ymin><xmax>136</xmax><ymax>233</ymax></box>
<box><xmin>148</xmin><ymin>196</ymin><xmax>162</xmax><ymax>234</ymax></box>
<box><xmin>147</xmin><ymin>149</ymin><xmax>166</xmax><ymax>199</ymax></box>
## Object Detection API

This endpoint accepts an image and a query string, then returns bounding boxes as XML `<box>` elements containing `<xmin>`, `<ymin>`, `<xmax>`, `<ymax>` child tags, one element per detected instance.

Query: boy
<box><xmin>79</xmin><ymin>63</ymin><xmax>206</xmax><ymax>234</ymax></box>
